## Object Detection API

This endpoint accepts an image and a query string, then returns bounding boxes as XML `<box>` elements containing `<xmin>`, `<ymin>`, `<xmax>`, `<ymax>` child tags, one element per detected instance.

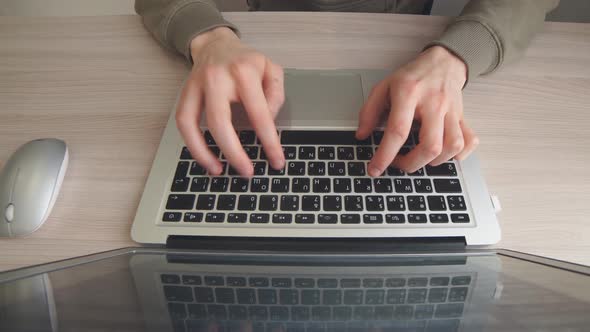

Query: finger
<box><xmin>429</xmin><ymin>111</ymin><xmax>464</xmax><ymax>166</ymax></box>
<box><xmin>240</xmin><ymin>321</ymin><xmax>253</xmax><ymax>332</ymax></box>
<box><xmin>455</xmin><ymin>120</ymin><xmax>479</xmax><ymax>160</ymax></box>
<box><xmin>396</xmin><ymin>104</ymin><xmax>445</xmax><ymax>173</ymax></box>
<box><xmin>207</xmin><ymin>321</ymin><xmax>219</xmax><ymax>332</ymax></box>
<box><xmin>205</xmin><ymin>79</ymin><xmax>254</xmax><ymax>177</ymax></box>
<box><xmin>367</xmin><ymin>88</ymin><xmax>418</xmax><ymax>177</ymax></box>
<box><xmin>176</xmin><ymin>79</ymin><xmax>223</xmax><ymax>174</ymax></box>
<box><xmin>356</xmin><ymin>80</ymin><xmax>389</xmax><ymax>139</ymax></box>
<box><xmin>263</xmin><ymin>60</ymin><xmax>285</xmax><ymax>118</ymax></box>
<box><xmin>234</xmin><ymin>65</ymin><xmax>285</xmax><ymax>170</ymax></box>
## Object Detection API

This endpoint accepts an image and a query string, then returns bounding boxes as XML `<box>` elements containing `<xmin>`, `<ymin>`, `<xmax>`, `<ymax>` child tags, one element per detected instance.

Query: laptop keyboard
<box><xmin>161</xmin><ymin>272</ymin><xmax>471</xmax><ymax>332</ymax></box>
<box><xmin>162</xmin><ymin>129</ymin><xmax>471</xmax><ymax>226</ymax></box>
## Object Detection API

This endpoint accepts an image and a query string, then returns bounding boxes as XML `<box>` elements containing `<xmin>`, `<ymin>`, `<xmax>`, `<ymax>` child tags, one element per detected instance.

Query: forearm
<box><xmin>428</xmin><ymin>0</ymin><xmax>559</xmax><ymax>83</ymax></box>
<box><xmin>135</xmin><ymin>0</ymin><xmax>239</xmax><ymax>61</ymax></box>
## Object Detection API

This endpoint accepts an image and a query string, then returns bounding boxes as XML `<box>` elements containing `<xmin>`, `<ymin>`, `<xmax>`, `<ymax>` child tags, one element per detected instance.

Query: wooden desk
<box><xmin>0</xmin><ymin>13</ymin><xmax>589</xmax><ymax>272</ymax></box>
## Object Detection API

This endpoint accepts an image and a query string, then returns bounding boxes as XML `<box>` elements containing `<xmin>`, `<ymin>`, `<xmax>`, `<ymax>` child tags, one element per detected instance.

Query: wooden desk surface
<box><xmin>0</xmin><ymin>13</ymin><xmax>589</xmax><ymax>272</ymax></box>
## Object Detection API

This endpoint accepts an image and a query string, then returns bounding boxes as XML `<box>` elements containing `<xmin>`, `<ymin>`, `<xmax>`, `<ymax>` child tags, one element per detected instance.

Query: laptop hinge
<box><xmin>166</xmin><ymin>236</ymin><xmax>466</xmax><ymax>253</ymax></box>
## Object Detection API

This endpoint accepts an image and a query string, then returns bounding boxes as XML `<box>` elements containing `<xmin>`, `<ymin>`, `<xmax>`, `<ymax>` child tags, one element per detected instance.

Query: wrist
<box><xmin>426</xmin><ymin>45</ymin><xmax>467</xmax><ymax>86</ymax></box>
<box><xmin>190</xmin><ymin>27</ymin><xmax>238</xmax><ymax>63</ymax></box>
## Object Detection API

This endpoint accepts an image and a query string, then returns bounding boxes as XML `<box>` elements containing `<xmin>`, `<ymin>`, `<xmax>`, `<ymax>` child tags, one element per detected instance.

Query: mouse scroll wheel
<box><xmin>5</xmin><ymin>203</ymin><xmax>14</xmax><ymax>223</ymax></box>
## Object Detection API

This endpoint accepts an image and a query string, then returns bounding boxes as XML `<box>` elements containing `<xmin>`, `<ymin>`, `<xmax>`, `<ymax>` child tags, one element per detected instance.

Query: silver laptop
<box><xmin>1</xmin><ymin>248</ymin><xmax>589</xmax><ymax>331</ymax></box>
<box><xmin>132</xmin><ymin>69</ymin><xmax>500</xmax><ymax>245</ymax></box>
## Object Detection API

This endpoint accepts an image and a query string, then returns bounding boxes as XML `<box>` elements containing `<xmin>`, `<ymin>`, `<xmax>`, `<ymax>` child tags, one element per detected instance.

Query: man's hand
<box><xmin>356</xmin><ymin>46</ymin><xmax>479</xmax><ymax>177</ymax></box>
<box><xmin>177</xmin><ymin>27</ymin><xmax>285</xmax><ymax>177</ymax></box>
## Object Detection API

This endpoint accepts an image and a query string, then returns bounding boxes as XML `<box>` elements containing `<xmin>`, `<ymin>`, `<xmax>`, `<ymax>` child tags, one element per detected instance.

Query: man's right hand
<box><xmin>177</xmin><ymin>27</ymin><xmax>285</xmax><ymax>177</ymax></box>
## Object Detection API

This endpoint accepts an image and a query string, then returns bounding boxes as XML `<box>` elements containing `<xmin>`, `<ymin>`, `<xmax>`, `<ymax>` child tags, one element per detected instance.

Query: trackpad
<box><xmin>276</xmin><ymin>70</ymin><xmax>364</xmax><ymax>126</ymax></box>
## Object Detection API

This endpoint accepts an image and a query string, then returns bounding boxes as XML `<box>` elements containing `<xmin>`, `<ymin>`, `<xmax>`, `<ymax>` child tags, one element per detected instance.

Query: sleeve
<box><xmin>426</xmin><ymin>0</ymin><xmax>560</xmax><ymax>84</ymax></box>
<box><xmin>135</xmin><ymin>0</ymin><xmax>239</xmax><ymax>61</ymax></box>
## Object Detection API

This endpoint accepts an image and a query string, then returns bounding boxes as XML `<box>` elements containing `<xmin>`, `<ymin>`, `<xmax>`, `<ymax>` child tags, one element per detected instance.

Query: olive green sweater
<box><xmin>135</xmin><ymin>0</ymin><xmax>558</xmax><ymax>82</ymax></box>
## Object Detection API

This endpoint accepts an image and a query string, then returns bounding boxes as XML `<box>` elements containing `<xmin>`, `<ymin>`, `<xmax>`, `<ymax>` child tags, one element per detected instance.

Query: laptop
<box><xmin>1</xmin><ymin>247</ymin><xmax>589</xmax><ymax>331</ymax></box>
<box><xmin>131</xmin><ymin>69</ymin><xmax>500</xmax><ymax>246</ymax></box>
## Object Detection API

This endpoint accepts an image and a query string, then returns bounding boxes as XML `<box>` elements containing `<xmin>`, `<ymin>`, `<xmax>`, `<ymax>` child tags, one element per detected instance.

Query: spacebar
<box><xmin>281</xmin><ymin>130</ymin><xmax>370</xmax><ymax>145</ymax></box>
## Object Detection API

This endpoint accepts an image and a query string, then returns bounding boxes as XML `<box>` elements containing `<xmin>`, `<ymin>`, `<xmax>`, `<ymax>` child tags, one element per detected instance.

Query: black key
<box><xmin>216</xmin><ymin>195</ymin><xmax>236</xmax><ymax>210</ymax></box>
<box><xmin>399</xmin><ymin>147</ymin><xmax>410</xmax><ymax>156</ymax></box>
<box><xmin>271</xmin><ymin>178</ymin><xmax>290</xmax><ymax>192</ymax></box>
<box><xmin>287</xmin><ymin>161</ymin><xmax>306</xmax><ymax>176</ymax></box>
<box><xmin>414</xmin><ymin>304</ymin><xmax>434</xmax><ymax>319</ymax></box>
<box><xmin>337</xmin><ymin>147</ymin><xmax>355</xmax><ymax>160</ymax></box>
<box><xmin>394</xmin><ymin>305</ymin><xmax>414</xmax><ymax>320</ymax></box>
<box><xmin>298</xmin><ymin>146</ymin><xmax>315</xmax><ymax>159</ymax></box>
<box><xmin>328</xmin><ymin>161</ymin><xmax>346</xmax><ymax>176</ymax></box>
<box><xmin>363</xmin><ymin>278</ymin><xmax>384</xmax><ymax>288</ymax></box>
<box><xmin>230</xmin><ymin>178</ymin><xmax>249</xmax><ymax>192</ymax></box>
<box><xmin>180</xmin><ymin>146</ymin><xmax>193</xmax><ymax>160</ymax></box>
<box><xmin>236</xmin><ymin>288</ymin><xmax>256</xmax><ymax>304</ymax></box>
<box><xmin>451</xmin><ymin>213</ymin><xmax>470</xmax><ymax>223</ymax></box>
<box><xmin>250</xmin><ymin>213</ymin><xmax>270</xmax><ymax>223</ymax></box>
<box><xmin>435</xmin><ymin>303</ymin><xmax>464</xmax><ymax>318</ymax></box>
<box><xmin>291</xmin><ymin>307</ymin><xmax>310</xmax><ymax>321</ymax></box>
<box><xmin>242</xmin><ymin>146</ymin><xmax>259</xmax><ymax>159</ymax></box>
<box><xmin>452</xmin><ymin>276</ymin><xmax>471</xmax><ymax>286</ymax></box>
<box><xmin>373</xmin><ymin>131</ymin><xmax>383</xmax><ymax>144</ymax></box>
<box><xmin>237</xmin><ymin>195</ymin><xmax>256</xmax><ymax>211</ymax></box>
<box><xmin>407</xmin><ymin>195</ymin><xmax>426</xmax><ymax>211</ymax></box>
<box><xmin>385</xmin><ymin>214</ymin><xmax>405</xmax><ymax>223</ymax></box>
<box><xmin>293</xmin><ymin>278</ymin><xmax>313</xmax><ymax>288</ymax></box>
<box><xmin>229</xmin><ymin>305</ymin><xmax>248</xmax><ymax>320</ymax></box>
<box><xmin>207</xmin><ymin>304</ymin><xmax>227</xmax><ymax>320</ymax></box>
<box><xmin>347</xmin><ymin>162</ymin><xmax>366</xmax><ymax>176</ymax></box>
<box><xmin>175</xmin><ymin>161</ymin><xmax>190</xmax><ymax>179</ymax></box>
<box><xmin>363</xmin><ymin>214</ymin><xmax>383</xmax><ymax>224</ymax></box>
<box><xmin>313</xmin><ymin>178</ymin><xmax>331</xmax><ymax>193</ymax></box>
<box><xmin>171</xmin><ymin>177</ymin><xmax>190</xmax><ymax>192</ymax></box>
<box><xmin>270</xmin><ymin>307</ymin><xmax>290</xmax><ymax>321</ymax></box>
<box><xmin>272</xmin><ymin>213</ymin><xmax>293</xmax><ymax>224</ymax></box>
<box><xmin>318</xmin><ymin>146</ymin><xmax>335</xmax><ymax>160</ymax></box>
<box><xmin>215</xmin><ymin>288</ymin><xmax>235</xmax><ymax>303</ymax></box>
<box><xmin>161</xmin><ymin>274</ymin><xmax>181</xmax><ymax>284</ymax></box>
<box><xmin>447</xmin><ymin>195</ymin><xmax>467</xmax><ymax>211</ymax></box>
<box><xmin>188</xmin><ymin>304</ymin><xmax>207</xmax><ymax>319</ymax></box>
<box><xmin>408</xmin><ymin>214</ymin><xmax>427</xmax><ymax>223</ymax></box>
<box><xmin>228</xmin><ymin>213</ymin><xmax>247</xmax><ymax>223</ymax></box>
<box><xmin>365</xmin><ymin>289</ymin><xmax>385</xmax><ymax>304</ymax></box>
<box><xmin>280</xmin><ymin>289</ymin><xmax>299</xmax><ymax>305</ymax></box>
<box><xmin>259</xmin><ymin>147</ymin><xmax>268</xmax><ymax>160</ymax></box>
<box><xmin>189</xmin><ymin>162</ymin><xmax>206</xmax><ymax>176</ymax></box>
<box><xmin>203</xmin><ymin>131</ymin><xmax>216</xmax><ymax>145</ymax></box>
<box><xmin>184</xmin><ymin>212</ymin><xmax>203</xmax><ymax>222</ymax></box>
<box><xmin>353</xmin><ymin>178</ymin><xmax>372</xmax><ymax>193</ymax></box>
<box><xmin>210</xmin><ymin>177</ymin><xmax>229</xmax><ymax>192</ymax></box>
<box><xmin>227</xmin><ymin>277</ymin><xmax>246</xmax><ymax>287</ymax></box>
<box><xmin>365</xmin><ymin>196</ymin><xmax>385</xmax><ymax>211</ymax></box>
<box><xmin>385</xmin><ymin>278</ymin><xmax>406</xmax><ymax>287</ymax></box>
<box><xmin>249</xmin><ymin>306</ymin><xmax>268</xmax><ymax>321</ymax></box>
<box><xmin>208</xmin><ymin>146</ymin><xmax>220</xmax><ymax>158</ymax></box>
<box><xmin>250</xmin><ymin>177</ymin><xmax>269</xmax><ymax>192</ymax></box>
<box><xmin>163</xmin><ymin>212</ymin><xmax>182</xmax><ymax>222</ymax></box>
<box><xmin>449</xmin><ymin>287</ymin><xmax>469</xmax><ymax>302</ymax></box>
<box><xmin>430</xmin><ymin>213</ymin><xmax>449</xmax><ymax>223</ymax></box>
<box><xmin>323</xmin><ymin>195</ymin><xmax>342</xmax><ymax>211</ymax></box>
<box><xmin>292</xmin><ymin>178</ymin><xmax>310</xmax><ymax>193</ymax></box>
<box><xmin>281</xmin><ymin>130</ymin><xmax>370</xmax><ymax>145</ymax></box>
<box><xmin>374</xmin><ymin>306</ymin><xmax>393</xmax><ymax>320</ymax></box>
<box><xmin>253</xmin><ymin>161</ymin><xmax>266</xmax><ymax>175</ymax></box>
<box><xmin>302</xmin><ymin>195</ymin><xmax>321</xmax><ymax>211</ymax></box>
<box><xmin>356</xmin><ymin>147</ymin><xmax>373</xmax><ymax>160</ymax></box>
<box><xmin>312</xmin><ymin>307</ymin><xmax>332</xmax><ymax>321</ymax></box>
<box><xmin>164</xmin><ymin>286</ymin><xmax>193</xmax><ymax>302</ymax></box>
<box><xmin>238</xmin><ymin>130</ymin><xmax>256</xmax><ymax>144</ymax></box>
<box><xmin>394</xmin><ymin>178</ymin><xmax>412</xmax><ymax>193</ymax></box>
<box><xmin>343</xmin><ymin>290</ymin><xmax>363</xmax><ymax>305</ymax></box>
<box><xmin>386</xmin><ymin>195</ymin><xmax>405</xmax><ymax>211</ymax></box>
<box><xmin>280</xmin><ymin>195</ymin><xmax>299</xmax><ymax>211</ymax></box>
<box><xmin>268</xmin><ymin>166</ymin><xmax>285</xmax><ymax>176</ymax></box>
<box><xmin>308</xmin><ymin>161</ymin><xmax>326</xmax><ymax>176</ymax></box>
<box><xmin>408</xmin><ymin>277</ymin><xmax>428</xmax><ymax>287</ymax></box>
<box><xmin>426</xmin><ymin>163</ymin><xmax>457</xmax><ymax>176</ymax></box>
<box><xmin>354</xmin><ymin>306</ymin><xmax>375</xmax><ymax>320</ymax></box>
<box><xmin>409</xmin><ymin>168</ymin><xmax>425</xmax><ymax>176</ymax></box>
<box><xmin>386</xmin><ymin>289</ymin><xmax>406</xmax><ymax>304</ymax></box>
<box><xmin>408</xmin><ymin>288</ymin><xmax>427</xmax><ymax>303</ymax></box>
<box><xmin>250</xmin><ymin>277</ymin><xmax>269</xmax><ymax>287</ymax></box>
<box><xmin>196</xmin><ymin>194</ymin><xmax>215</xmax><ymax>210</ymax></box>
<box><xmin>318</xmin><ymin>214</ymin><xmax>338</xmax><ymax>224</ymax></box>
<box><xmin>168</xmin><ymin>302</ymin><xmax>187</xmax><ymax>321</ymax></box>
<box><xmin>181</xmin><ymin>275</ymin><xmax>201</xmax><ymax>286</ymax></box>
<box><xmin>428</xmin><ymin>195</ymin><xmax>447</xmax><ymax>211</ymax></box>
<box><xmin>283</xmin><ymin>146</ymin><xmax>297</xmax><ymax>159</ymax></box>
<box><xmin>387</xmin><ymin>166</ymin><xmax>404</xmax><ymax>176</ymax></box>
<box><xmin>333</xmin><ymin>178</ymin><xmax>352</xmax><ymax>193</ymax></box>
<box><xmin>205</xmin><ymin>213</ymin><xmax>224</xmax><ymax>223</ymax></box>
<box><xmin>333</xmin><ymin>307</ymin><xmax>351</xmax><ymax>321</ymax></box>
<box><xmin>428</xmin><ymin>288</ymin><xmax>448</xmax><ymax>303</ymax></box>
<box><xmin>373</xmin><ymin>178</ymin><xmax>393</xmax><ymax>193</ymax></box>
<box><xmin>166</xmin><ymin>194</ymin><xmax>196</xmax><ymax>210</ymax></box>
<box><xmin>272</xmin><ymin>278</ymin><xmax>292</xmax><ymax>288</ymax></box>
<box><xmin>323</xmin><ymin>290</ymin><xmax>342</xmax><ymax>305</ymax></box>
<box><xmin>430</xmin><ymin>277</ymin><xmax>450</xmax><ymax>287</ymax></box>
<box><xmin>341</xmin><ymin>214</ymin><xmax>361</xmax><ymax>224</ymax></box>
<box><xmin>302</xmin><ymin>290</ymin><xmax>320</xmax><ymax>305</ymax></box>
<box><xmin>341</xmin><ymin>279</ymin><xmax>361</xmax><ymax>288</ymax></box>
<box><xmin>344</xmin><ymin>196</ymin><xmax>363</xmax><ymax>211</ymax></box>
<box><xmin>318</xmin><ymin>279</ymin><xmax>338</xmax><ymax>288</ymax></box>
<box><xmin>434</xmin><ymin>178</ymin><xmax>462</xmax><ymax>193</ymax></box>
<box><xmin>258</xmin><ymin>289</ymin><xmax>277</xmax><ymax>304</ymax></box>
<box><xmin>190</xmin><ymin>177</ymin><xmax>209</xmax><ymax>192</ymax></box>
<box><xmin>414</xmin><ymin>178</ymin><xmax>433</xmax><ymax>193</ymax></box>
<box><xmin>295</xmin><ymin>214</ymin><xmax>315</xmax><ymax>224</ymax></box>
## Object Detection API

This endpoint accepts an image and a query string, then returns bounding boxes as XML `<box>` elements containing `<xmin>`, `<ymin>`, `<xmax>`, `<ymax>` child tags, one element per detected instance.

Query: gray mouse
<box><xmin>0</xmin><ymin>139</ymin><xmax>68</xmax><ymax>238</ymax></box>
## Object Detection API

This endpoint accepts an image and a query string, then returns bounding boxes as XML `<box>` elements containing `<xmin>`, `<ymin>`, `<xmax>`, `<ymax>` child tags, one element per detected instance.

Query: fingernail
<box><xmin>368</xmin><ymin>165</ymin><xmax>382</xmax><ymax>177</ymax></box>
<box><xmin>272</xmin><ymin>158</ymin><xmax>285</xmax><ymax>170</ymax></box>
